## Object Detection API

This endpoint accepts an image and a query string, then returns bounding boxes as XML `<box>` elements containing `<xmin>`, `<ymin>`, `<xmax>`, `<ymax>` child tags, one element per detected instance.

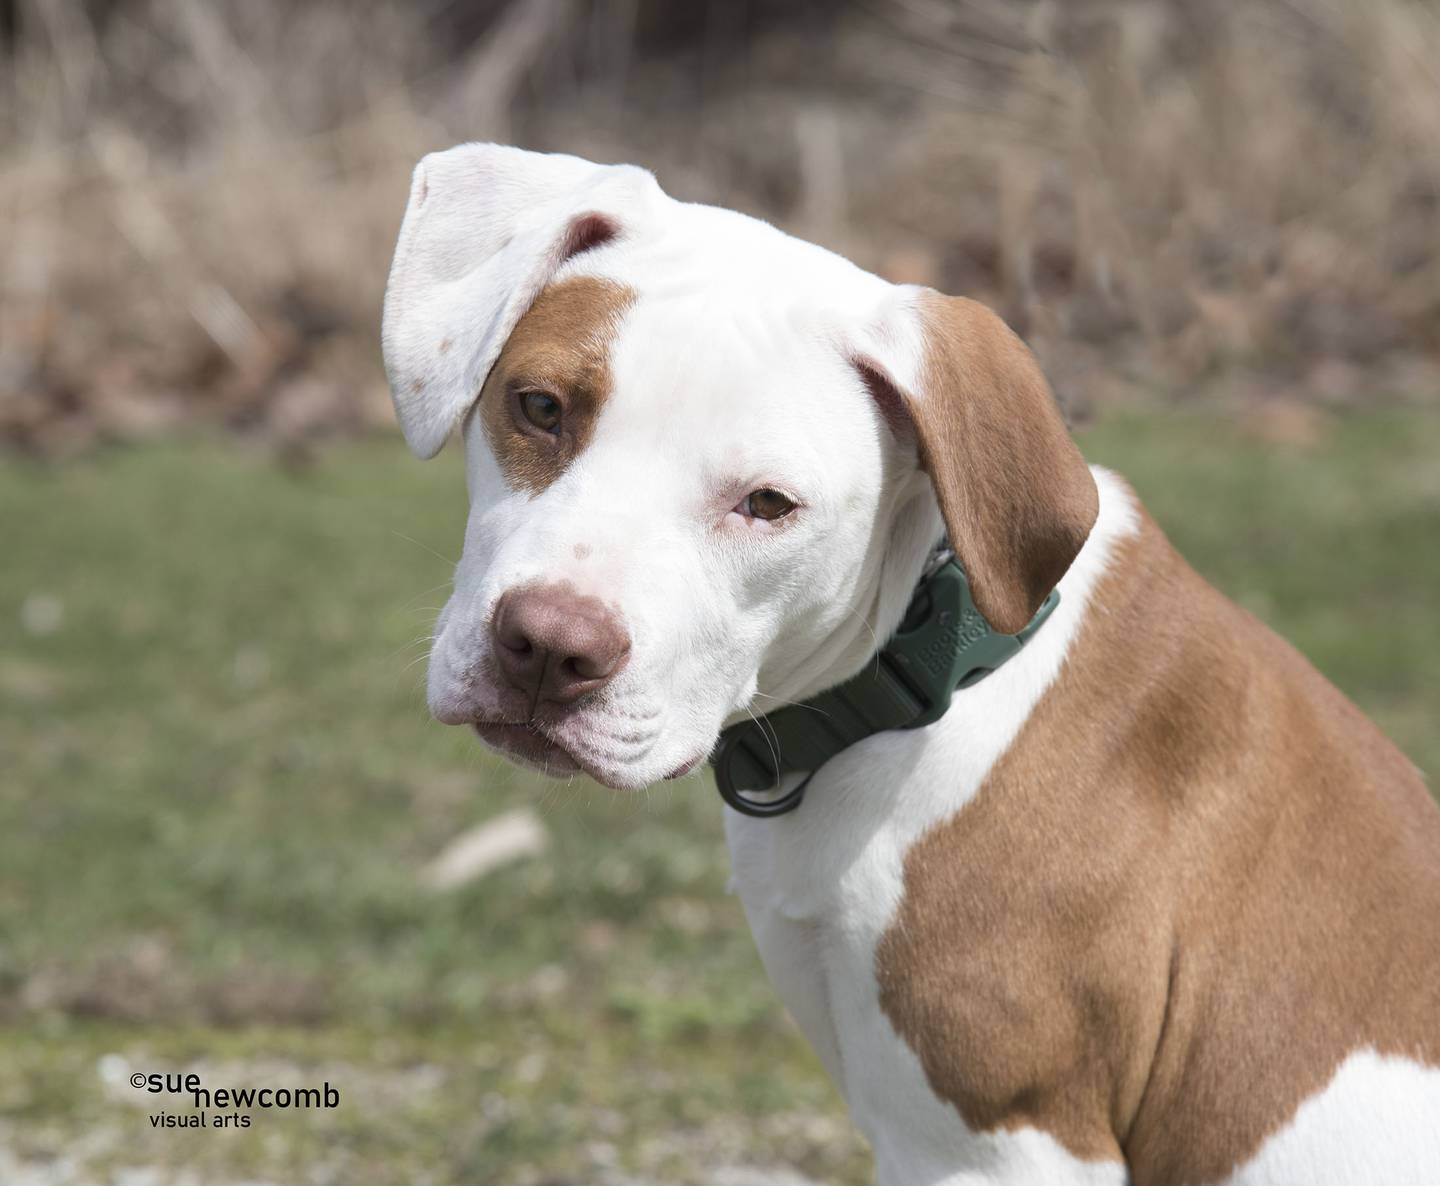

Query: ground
<box><xmin>2</xmin><ymin>406</ymin><xmax>1436</xmax><ymax>1185</ymax></box>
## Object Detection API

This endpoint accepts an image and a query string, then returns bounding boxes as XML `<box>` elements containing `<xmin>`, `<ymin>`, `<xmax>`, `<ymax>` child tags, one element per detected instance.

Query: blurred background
<box><xmin>1</xmin><ymin>1</ymin><xmax>1436</xmax><ymax>1183</ymax></box>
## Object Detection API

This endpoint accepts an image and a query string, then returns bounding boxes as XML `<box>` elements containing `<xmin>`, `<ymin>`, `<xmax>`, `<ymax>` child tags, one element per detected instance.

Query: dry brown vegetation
<box><xmin>3</xmin><ymin>0</ymin><xmax>1438</xmax><ymax>455</ymax></box>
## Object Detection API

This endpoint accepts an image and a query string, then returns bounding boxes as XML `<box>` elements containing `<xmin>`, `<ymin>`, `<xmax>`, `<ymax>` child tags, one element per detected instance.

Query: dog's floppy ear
<box><xmin>857</xmin><ymin>290</ymin><xmax>1099</xmax><ymax>635</ymax></box>
<box><xmin>381</xmin><ymin>143</ymin><xmax>660</xmax><ymax>458</ymax></box>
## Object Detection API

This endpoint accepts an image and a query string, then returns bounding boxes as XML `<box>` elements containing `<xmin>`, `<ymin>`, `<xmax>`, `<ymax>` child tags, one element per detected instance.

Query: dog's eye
<box><xmin>739</xmin><ymin>489</ymin><xmax>796</xmax><ymax>521</ymax></box>
<box><xmin>518</xmin><ymin>391</ymin><xmax>562</xmax><ymax>434</ymax></box>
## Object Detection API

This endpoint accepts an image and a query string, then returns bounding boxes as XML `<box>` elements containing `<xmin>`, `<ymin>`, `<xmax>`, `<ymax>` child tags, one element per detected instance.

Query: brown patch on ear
<box><xmin>908</xmin><ymin>292</ymin><xmax>1098</xmax><ymax>634</ymax></box>
<box><xmin>479</xmin><ymin>276</ymin><xmax>635</xmax><ymax>494</ymax></box>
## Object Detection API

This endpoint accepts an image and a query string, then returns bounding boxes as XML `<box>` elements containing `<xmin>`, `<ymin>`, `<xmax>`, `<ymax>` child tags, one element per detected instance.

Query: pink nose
<box><xmin>490</xmin><ymin>583</ymin><xmax>631</xmax><ymax>707</ymax></box>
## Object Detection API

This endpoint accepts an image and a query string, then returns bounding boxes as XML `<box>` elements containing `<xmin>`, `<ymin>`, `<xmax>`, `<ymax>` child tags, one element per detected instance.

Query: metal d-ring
<box><xmin>716</xmin><ymin>769</ymin><xmax>816</xmax><ymax>818</ymax></box>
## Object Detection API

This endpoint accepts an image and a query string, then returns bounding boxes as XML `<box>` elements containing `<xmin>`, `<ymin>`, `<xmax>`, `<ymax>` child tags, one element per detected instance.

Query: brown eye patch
<box><xmin>479</xmin><ymin>277</ymin><xmax>636</xmax><ymax>494</ymax></box>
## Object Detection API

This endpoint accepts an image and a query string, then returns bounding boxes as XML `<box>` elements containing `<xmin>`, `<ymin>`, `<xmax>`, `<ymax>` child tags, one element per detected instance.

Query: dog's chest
<box><xmin>721</xmin><ymin>725</ymin><xmax>1127</xmax><ymax>1186</ymax></box>
<box><xmin>723</xmin><ymin>759</ymin><xmax>957</xmax><ymax>1174</ymax></box>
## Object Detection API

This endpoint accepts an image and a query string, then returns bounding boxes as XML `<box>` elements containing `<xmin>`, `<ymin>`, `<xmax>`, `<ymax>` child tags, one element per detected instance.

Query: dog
<box><xmin>381</xmin><ymin>144</ymin><xmax>1440</xmax><ymax>1185</ymax></box>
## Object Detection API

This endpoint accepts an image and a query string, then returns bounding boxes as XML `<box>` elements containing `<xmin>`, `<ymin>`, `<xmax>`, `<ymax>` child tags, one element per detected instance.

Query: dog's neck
<box><xmin>721</xmin><ymin>465</ymin><xmax>1128</xmax><ymax>815</ymax></box>
<box><xmin>723</xmin><ymin>465</ymin><xmax>1138</xmax><ymax>902</ymax></box>
<box><xmin>714</xmin><ymin>537</ymin><xmax>1065</xmax><ymax>815</ymax></box>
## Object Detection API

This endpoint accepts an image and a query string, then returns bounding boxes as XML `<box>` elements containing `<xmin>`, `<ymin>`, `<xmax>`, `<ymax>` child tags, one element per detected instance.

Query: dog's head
<box><xmin>382</xmin><ymin>144</ymin><xmax>1097</xmax><ymax>790</ymax></box>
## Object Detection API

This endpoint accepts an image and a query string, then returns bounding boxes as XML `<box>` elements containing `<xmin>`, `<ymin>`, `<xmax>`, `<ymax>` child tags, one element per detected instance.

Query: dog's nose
<box><xmin>490</xmin><ymin>583</ymin><xmax>631</xmax><ymax>707</ymax></box>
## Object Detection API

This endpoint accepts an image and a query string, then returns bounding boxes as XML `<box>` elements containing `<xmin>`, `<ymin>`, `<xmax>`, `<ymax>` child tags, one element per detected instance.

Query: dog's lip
<box><xmin>473</xmin><ymin>719</ymin><xmax>646</xmax><ymax>789</ymax></box>
<box><xmin>664</xmin><ymin>752</ymin><xmax>706</xmax><ymax>780</ymax></box>
<box><xmin>473</xmin><ymin>720</ymin><xmax>583</xmax><ymax>776</ymax></box>
<box><xmin>472</xmin><ymin>719</ymin><xmax>705</xmax><ymax>790</ymax></box>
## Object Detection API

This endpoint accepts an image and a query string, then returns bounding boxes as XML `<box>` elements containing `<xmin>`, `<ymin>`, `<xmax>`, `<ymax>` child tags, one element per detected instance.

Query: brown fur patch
<box><xmin>479</xmin><ymin>276</ymin><xmax>635</xmax><ymax>494</ymax></box>
<box><xmin>908</xmin><ymin>292</ymin><xmax>1099</xmax><ymax>635</ymax></box>
<box><xmin>876</xmin><ymin>502</ymin><xmax>1440</xmax><ymax>1183</ymax></box>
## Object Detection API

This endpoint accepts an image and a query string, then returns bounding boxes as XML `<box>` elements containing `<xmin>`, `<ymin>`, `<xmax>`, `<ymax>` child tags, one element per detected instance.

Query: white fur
<box><xmin>382</xmin><ymin>144</ymin><xmax>1440</xmax><ymax>1185</ymax></box>
<box><xmin>1222</xmin><ymin>1050</ymin><xmax>1440</xmax><ymax>1186</ymax></box>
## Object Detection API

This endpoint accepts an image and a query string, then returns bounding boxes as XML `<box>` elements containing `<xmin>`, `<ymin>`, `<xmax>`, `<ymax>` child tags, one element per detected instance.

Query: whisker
<box><xmin>397</xmin><ymin>580</ymin><xmax>456</xmax><ymax>611</ymax></box>
<box><xmin>400</xmin><ymin>649</ymin><xmax>434</xmax><ymax>675</ymax></box>
<box><xmin>750</xmin><ymin>690</ymin><xmax>834</xmax><ymax>719</ymax></box>
<box><xmin>837</xmin><ymin>597</ymin><xmax>884</xmax><ymax>677</ymax></box>
<box><xmin>744</xmin><ymin>702</ymin><xmax>782</xmax><ymax>778</ymax></box>
<box><xmin>384</xmin><ymin>633</ymin><xmax>438</xmax><ymax>665</ymax></box>
<box><xmin>389</xmin><ymin>530</ymin><xmax>457</xmax><ymax>567</ymax></box>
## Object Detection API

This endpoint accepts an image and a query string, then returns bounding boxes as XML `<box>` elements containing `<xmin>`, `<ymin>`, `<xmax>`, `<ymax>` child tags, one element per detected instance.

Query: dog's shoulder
<box><xmin>875</xmin><ymin>491</ymin><xmax>1440</xmax><ymax>1182</ymax></box>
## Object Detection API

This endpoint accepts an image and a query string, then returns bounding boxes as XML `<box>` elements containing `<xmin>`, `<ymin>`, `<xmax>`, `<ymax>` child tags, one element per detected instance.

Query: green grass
<box><xmin>1</xmin><ymin>407</ymin><xmax>1436</xmax><ymax>1184</ymax></box>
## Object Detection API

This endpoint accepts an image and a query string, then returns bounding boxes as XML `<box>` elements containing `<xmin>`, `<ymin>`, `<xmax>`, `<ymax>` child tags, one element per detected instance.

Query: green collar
<box><xmin>709</xmin><ymin>544</ymin><xmax>1060</xmax><ymax>817</ymax></box>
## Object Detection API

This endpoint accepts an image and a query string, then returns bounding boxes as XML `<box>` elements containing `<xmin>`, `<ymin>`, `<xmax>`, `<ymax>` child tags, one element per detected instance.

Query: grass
<box><xmin>1</xmin><ymin>406</ymin><xmax>1436</xmax><ymax>1185</ymax></box>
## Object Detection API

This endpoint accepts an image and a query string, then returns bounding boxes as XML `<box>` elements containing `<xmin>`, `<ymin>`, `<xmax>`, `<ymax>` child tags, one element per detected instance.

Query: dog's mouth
<box><xmin>472</xmin><ymin>719</ymin><xmax>707</xmax><ymax>790</ymax></box>
<box><xmin>474</xmin><ymin>721</ymin><xmax>586</xmax><ymax>777</ymax></box>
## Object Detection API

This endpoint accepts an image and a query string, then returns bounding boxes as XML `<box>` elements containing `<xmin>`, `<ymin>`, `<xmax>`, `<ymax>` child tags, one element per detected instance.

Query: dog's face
<box><xmin>383</xmin><ymin>145</ymin><xmax>1098</xmax><ymax>790</ymax></box>
<box><xmin>433</xmin><ymin>272</ymin><xmax>931</xmax><ymax>789</ymax></box>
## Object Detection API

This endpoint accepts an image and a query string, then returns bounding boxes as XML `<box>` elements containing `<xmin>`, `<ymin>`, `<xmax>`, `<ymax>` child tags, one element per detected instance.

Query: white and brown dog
<box><xmin>381</xmin><ymin>144</ymin><xmax>1440</xmax><ymax>1185</ymax></box>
